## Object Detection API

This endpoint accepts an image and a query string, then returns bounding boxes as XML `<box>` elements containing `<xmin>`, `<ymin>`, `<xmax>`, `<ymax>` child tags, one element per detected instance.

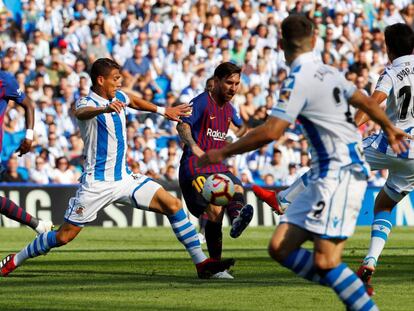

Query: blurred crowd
<box><xmin>1</xmin><ymin>0</ymin><xmax>413</xmax><ymax>187</ymax></box>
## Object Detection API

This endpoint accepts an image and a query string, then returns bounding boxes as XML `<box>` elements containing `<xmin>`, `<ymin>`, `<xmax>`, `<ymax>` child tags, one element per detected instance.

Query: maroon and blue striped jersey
<box><xmin>0</xmin><ymin>71</ymin><xmax>25</xmax><ymax>152</ymax></box>
<box><xmin>179</xmin><ymin>91</ymin><xmax>242</xmax><ymax>180</ymax></box>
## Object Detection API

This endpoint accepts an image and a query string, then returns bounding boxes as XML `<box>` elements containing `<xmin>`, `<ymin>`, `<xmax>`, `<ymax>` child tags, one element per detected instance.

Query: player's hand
<box><xmin>16</xmin><ymin>138</ymin><xmax>32</xmax><ymax>156</ymax></box>
<box><xmin>165</xmin><ymin>104</ymin><xmax>192</xmax><ymax>122</ymax></box>
<box><xmin>198</xmin><ymin>149</ymin><xmax>225</xmax><ymax>167</ymax></box>
<box><xmin>191</xmin><ymin>145</ymin><xmax>205</xmax><ymax>158</ymax></box>
<box><xmin>105</xmin><ymin>100</ymin><xmax>125</xmax><ymax>114</ymax></box>
<box><xmin>385</xmin><ymin>125</ymin><xmax>412</xmax><ymax>154</ymax></box>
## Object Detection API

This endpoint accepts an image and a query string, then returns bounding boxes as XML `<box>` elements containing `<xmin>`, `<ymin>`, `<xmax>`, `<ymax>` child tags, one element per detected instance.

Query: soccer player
<box><xmin>0</xmin><ymin>70</ymin><xmax>53</xmax><ymax>234</ymax></box>
<box><xmin>177</xmin><ymin>63</ymin><xmax>253</xmax><ymax>274</ymax></box>
<box><xmin>253</xmin><ymin>23</ymin><xmax>414</xmax><ymax>296</ymax></box>
<box><xmin>0</xmin><ymin>58</ymin><xmax>234</xmax><ymax>279</ymax></box>
<box><xmin>199</xmin><ymin>16</ymin><xmax>410</xmax><ymax>310</ymax></box>
<box><xmin>354</xmin><ymin>23</ymin><xmax>414</xmax><ymax>294</ymax></box>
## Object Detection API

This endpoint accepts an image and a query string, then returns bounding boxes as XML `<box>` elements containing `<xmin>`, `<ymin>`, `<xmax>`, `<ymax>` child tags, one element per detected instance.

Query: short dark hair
<box><xmin>281</xmin><ymin>15</ymin><xmax>314</xmax><ymax>51</ymax></box>
<box><xmin>384</xmin><ymin>23</ymin><xmax>414</xmax><ymax>58</ymax></box>
<box><xmin>90</xmin><ymin>58</ymin><xmax>120</xmax><ymax>85</ymax></box>
<box><xmin>213</xmin><ymin>62</ymin><xmax>241</xmax><ymax>80</ymax></box>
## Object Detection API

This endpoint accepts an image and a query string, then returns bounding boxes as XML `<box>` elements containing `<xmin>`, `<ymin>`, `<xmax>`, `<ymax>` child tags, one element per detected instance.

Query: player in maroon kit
<box><xmin>177</xmin><ymin>63</ymin><xmax>253</xmax><ymax>278</ymax></box>
<box><xmin>0</xmin><ymin>70</ymin><xmax>53</xmax><ymax>234</ymax></box>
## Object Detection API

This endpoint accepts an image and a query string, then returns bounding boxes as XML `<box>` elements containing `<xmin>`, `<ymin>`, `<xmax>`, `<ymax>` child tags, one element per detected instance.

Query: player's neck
<box><xmin>91</xmin><ymin>86</ymin><xmax>110</xmax><ymax>100</ymax></box>
<box><xmin>209</xmin><ymin>90</ymin><xmax>226</xmax><ymax>107</ymax></box>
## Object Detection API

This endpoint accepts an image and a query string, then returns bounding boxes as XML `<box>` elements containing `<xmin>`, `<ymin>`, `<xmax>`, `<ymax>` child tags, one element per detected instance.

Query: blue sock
<box><xmin>282</xmin><ymin>248</ymin><xmax>323</xmax><ymax>284</ymax></box>
<box><xmin>14</xmin><ymin>231</ymin><xmax>59</xmax><ymax>266</ymax></box>
<box><xmin>364</xmin><ymin>211</ymin><xmax>392</xmax><ymax>266</ymax></box>
<box><xmin>168</xmin><ymin>209</ymin><xmax>207</xmax><ymax>264</ymax></box>
<box><xmin>322</xmin><ymin>263</ymin><xmax>378</xmax><ymax>310</ymax></box>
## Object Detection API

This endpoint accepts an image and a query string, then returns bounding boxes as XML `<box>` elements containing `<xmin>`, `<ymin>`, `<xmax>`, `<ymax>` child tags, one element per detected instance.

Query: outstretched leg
<box><xmin>0</xmin><ymin>196</ymin><xmax>53</xmax><ymax>234</ymax></box>
<box><xmin>1</xmin><ymin>223</ymin><xmax>82</xmax><ymax>276</ymax></box>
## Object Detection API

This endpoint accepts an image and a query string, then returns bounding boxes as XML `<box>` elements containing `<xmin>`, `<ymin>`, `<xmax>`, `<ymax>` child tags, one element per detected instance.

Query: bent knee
<box><xmin>164</xmin><ymin>197</ymin><xmax>182</xmax><ymax>215</ymax></box>
<box><xmin>56</xmin><ymin>233</ymin><xmax>75</xmax><ymax>245</ymax></box>
<box><xmin>268</xmin><ymin>240</ymin><xmax>289</xmax><ymax>263</ymax></box>
<box><xmin>234</xmin><ymin>184</ymin><xmax>244</xmax><ymax>193</ymax></box>
<box><xmin>313</xmin><ymin>256</ymin><xmax>339</xmax><ymax>271</ymax></box>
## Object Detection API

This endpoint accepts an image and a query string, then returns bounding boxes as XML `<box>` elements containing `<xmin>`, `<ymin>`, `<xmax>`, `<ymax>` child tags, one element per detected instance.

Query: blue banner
<box><xmin>0</xmin><ymin>184</ymin><xmax>413</xmax><ymax>227</ymax></box>
<box><xmin>358</xmin><ymin>187</ymin><xmax>414</xmax><ymax>226</ymax></box>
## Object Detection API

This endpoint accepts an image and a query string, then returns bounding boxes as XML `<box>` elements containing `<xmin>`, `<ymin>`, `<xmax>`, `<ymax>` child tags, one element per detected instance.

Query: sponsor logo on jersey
<box><xmin>207</xmin><ymin>128</ymin><xmax>226</xmax><ymax>141</ymax></box>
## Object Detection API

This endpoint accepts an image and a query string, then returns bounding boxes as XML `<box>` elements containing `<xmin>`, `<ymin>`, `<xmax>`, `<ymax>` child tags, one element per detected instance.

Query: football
<box><xmin>202</xmin><ymin>173</ymin><xmax>235</xmax><ymax>206</ymax></box>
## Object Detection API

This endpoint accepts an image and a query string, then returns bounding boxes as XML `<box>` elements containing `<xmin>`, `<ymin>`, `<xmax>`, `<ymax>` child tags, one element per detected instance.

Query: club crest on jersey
<box><xmin>77</xmin><ymin>97</ymin><xmax>88</xmax><ymax>109</ymax></box>
<box><xmin>207</xmin><ymin>128</ymin><xmax>226</xmax><ymax>141</ymax></box>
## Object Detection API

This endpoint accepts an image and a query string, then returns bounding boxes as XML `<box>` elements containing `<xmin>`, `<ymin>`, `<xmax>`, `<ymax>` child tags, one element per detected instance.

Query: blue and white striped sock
<box><xmin>14</xmin><ymin>231</ymin><xmax>58</xmax><ymax>266</ymax></box>
<box><xmin>323</xmin><ymin>263</ymin><xmax>378</xmax><ymax>311</ymax></box>
<box><xmin>282</xmin><ymin>248</ymin><xmax>322</xmax><ymax>284</ymax></box>
<box><xmin>168</xmin><ymin>209</ymin><xmax>207</xmax><ymax>265</ymax></box>
<box><xmin>364</xmin><ymin>211</ymin><xmax>392</xmax><ymax>267</ymax></box>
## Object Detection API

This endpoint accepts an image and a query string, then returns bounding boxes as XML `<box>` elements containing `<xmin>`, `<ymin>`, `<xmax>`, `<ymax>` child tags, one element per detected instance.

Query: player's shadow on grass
<box><xmin>52</xmin><ymin>247</ymin><xmax>269</xmax><ymax>253</ymax></box>
<box><xmin>2</xmin><ymin>257</ymin><xmax>301</xmax><ymax>287</ymax></box>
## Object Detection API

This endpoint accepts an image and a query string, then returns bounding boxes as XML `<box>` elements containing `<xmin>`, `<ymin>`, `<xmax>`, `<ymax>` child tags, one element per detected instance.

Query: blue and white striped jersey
<box><xmin>272</xmin><ymin>52</ymin><xmax>369</xmax><ymax>179</ymax></box>
<box><xmin>76</xmin><ymin>90</ymin><xmax>131</xmax><ymax>182</ymax></box>
<box><xmin>364</xmin><ymin>55</ymin><xmax>414</xmax><ymax>159</ymax></box>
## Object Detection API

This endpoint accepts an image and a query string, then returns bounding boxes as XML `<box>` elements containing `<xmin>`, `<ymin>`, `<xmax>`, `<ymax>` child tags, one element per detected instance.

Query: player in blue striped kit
<box><xmin>0</xmin><ymin>58</ymin><xmax>234</xmax><ymax>278</ymax></box>
<box><xmin>354</xmin><ymin>23</ymin><xmax>414</xmax><ymax>295</ymax></box>
<box><xmin>254</xmin><ymin>23</ymin><xmax>414</xmax><ymax>297</ymax></box>
<box><xmin>0</xmin><ymin>70</ymin><xmax>53</xmax><ymax>235</ymax></box>
<box><xmin>200</xmin><ymin>16</ymin><xmax>410</xmax><ymax>310</ymax></box>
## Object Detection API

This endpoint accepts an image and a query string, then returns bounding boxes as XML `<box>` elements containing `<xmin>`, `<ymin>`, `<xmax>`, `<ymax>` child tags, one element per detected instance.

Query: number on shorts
<box><xmin>398</xmin><ymin>85</ymin><xmax>413</xmax><ymax>120</ymax></box>
<box><xmin>313</xmin><ymin>201</ymin><xmax>326</xmax><ymax>219</ymax></box>
<box><xmin>192</xmin><ymin>176</ymin><xmax>206</xmax><ymax>193</ymax></box>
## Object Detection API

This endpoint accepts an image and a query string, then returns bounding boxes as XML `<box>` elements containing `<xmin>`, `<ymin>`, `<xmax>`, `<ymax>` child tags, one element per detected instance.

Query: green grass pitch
<box><xmin>0</xmin><ymin>226</ymin><xmax>413</xmax><ymax>311</ymax></box>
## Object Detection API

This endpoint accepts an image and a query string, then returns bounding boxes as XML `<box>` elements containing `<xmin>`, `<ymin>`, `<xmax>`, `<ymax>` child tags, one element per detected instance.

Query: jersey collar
<box><xmin>89</xmin><ymin>90</ymin><xmax>110</xmax><ymax>106</ymax></box>
<box><xmin>290</xmin><ymin>51</ymin><xmax>318</xmax><ymax>71</ymax></box>
<box><xmin>392</xmin><ymin>55</ymin><xmax>414</xmax><ymax>67</ymax></box>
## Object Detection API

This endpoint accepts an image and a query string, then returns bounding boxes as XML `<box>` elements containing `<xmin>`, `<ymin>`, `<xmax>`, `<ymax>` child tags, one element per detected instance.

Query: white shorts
<box><xmin>64</xmin><ymin>174</ymin><xmax>162</xmax><ymax>226</ymax></box>
<box><xmin>280</xmin><ymin>169</ymin><xmax>367</xmax><ymax>239</ymax></box>
<box><xmin>364</xmin><ymin>146</ymin><xmax>414</xmax><ymax>202</ymax></box>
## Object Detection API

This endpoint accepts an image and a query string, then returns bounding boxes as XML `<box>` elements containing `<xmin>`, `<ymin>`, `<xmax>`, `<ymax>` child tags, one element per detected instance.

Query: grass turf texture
<box><xmin>0</xmin><ymin>227</ymin><xmax>413</xmax><ymax>311</ymax></box>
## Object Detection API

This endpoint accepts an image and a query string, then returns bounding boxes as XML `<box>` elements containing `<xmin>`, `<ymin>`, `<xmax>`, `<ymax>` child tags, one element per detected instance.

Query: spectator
<box><xmin>122</xmin><ymin>44</ymin><xmax>151</xmax><ymax>83</ymax></box>
<box><xmin>52</xmin><ymin>156</ymin><xmax>76</xmax><ymax>184</ymax></box>
<box><xmin>29</xmin><ymin>156</ymin><xmax>50</xmax><ymax>184</ymax></box>
<box><xmin>1</xmin><ymin>155</ymin><xmax>25</xmax><ymax>182</ymax></box>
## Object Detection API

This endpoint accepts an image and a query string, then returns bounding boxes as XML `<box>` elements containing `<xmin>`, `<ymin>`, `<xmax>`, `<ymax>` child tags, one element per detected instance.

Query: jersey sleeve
<box><xmin>75</xmin><ymin>97</ymin><xmax>95</xmax><ymax>110</ymax></box>
<box><xmin>180</xmin><ymin>97</ymin><xmax>207</xmax><ymax>127</ymax></box>
<box><xmin>231</xmin><ymin>105</ymin><xmax>243</xmax><ymax>127</ymax></box>
<box><xmin>3</xmin><ymin>73</ymin><xmax>25</xmax><ymax>104</ymax></box>
<box><xmin>374</xmin><ymin>71</ymin><xmax>392</xmax><ymax>96</ymax></box>
<box><xmin>115</xmin><ymin>90</ymin><xmax>131</xmax><ymax>105</ymax></box>
<box><xmin>271</xmin><ymin>75</ymin><xmax>306</xmax><ymax>123</ymax></box>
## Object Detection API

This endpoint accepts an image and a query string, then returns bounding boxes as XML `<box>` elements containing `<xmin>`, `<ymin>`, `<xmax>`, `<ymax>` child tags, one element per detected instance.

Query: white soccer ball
<box><xmin>202</xmin><ymin>173</ymin><xmax>235</xmax><ymax>206</ymax></box>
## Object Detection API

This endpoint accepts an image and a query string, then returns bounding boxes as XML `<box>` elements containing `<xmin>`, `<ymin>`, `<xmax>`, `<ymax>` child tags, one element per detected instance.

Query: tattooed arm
<box><xmin>177</xmin><ymin>122</ymin><xmax>205</xmax><ymax>158</ymax></box>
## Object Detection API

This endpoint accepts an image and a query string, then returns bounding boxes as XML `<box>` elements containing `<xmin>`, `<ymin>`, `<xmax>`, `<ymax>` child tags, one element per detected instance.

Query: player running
<box><xmin>200</xmin><ymin>15</ymin><xmax>410</xmax><ymax>310</ymax></box>
<box><xmin>0</xmin><ymin>58</ymin><xmax>234</xmax><ymax>279</ymax></box>
<box><xmin>253</xmin><ymin>23</ymin><xmax>414</xmax><ymax>296</ymax></box>
<box><xmin>177</xmin><ymin>62</ymin><xmax>253</xmax><ymax>277</ymax></box>
<box><xmin>0</xmin><ymin>70</ymin><xmax>53</xmax><ymax>235</ymax></box>
<box><xmin>354</xmin><ymin>23</ymin><xmax>414</xmax><ymax>295</ymax></box>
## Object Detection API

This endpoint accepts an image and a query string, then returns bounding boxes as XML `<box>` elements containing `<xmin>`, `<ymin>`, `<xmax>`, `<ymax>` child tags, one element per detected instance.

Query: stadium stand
<box><xmin>1</xmin><ymin>0</ymin><xmax>413</xmax><ymax>186</ymax></box>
